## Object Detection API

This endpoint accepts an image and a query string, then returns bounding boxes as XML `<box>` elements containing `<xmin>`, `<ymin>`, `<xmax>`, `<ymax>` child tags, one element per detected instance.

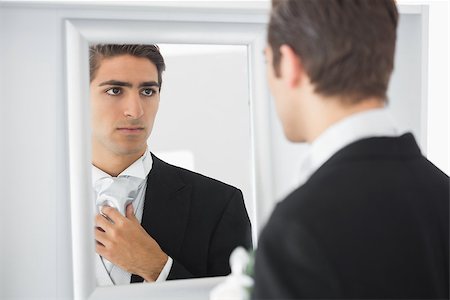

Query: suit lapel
<box><xmin>131</xmin><ymin>154</ymin><xmax>192</xmax><ymax>283</ymax></box>
<box><xmin>141</xmin><ymin>154</ymin><xmax>192</xmax><ymax>259</ymax></box>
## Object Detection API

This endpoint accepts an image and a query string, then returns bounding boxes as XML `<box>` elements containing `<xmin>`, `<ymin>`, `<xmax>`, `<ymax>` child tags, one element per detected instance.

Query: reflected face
<box><xmin>90</xmin><ymin>54</ymin><xmax>160</xmax><ymax>157</ymax></box>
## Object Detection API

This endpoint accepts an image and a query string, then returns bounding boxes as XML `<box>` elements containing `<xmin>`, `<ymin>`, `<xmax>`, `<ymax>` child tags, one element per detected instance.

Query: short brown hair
<box><xmin>89</xmin><ymin>44</ymin><xmax>166</xmax><ymax>90</ymax></box>
<box><xmin>268</xmin><ymin>0</ymin><xmax>399</xmax><ymax>103</ymax></box>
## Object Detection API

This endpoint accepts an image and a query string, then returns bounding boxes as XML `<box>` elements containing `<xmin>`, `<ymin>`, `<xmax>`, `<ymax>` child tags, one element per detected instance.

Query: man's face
<box><xmin>90</xmin><ymin>54</ymin><xmax>160</xmax><ymax>158</ymax></box>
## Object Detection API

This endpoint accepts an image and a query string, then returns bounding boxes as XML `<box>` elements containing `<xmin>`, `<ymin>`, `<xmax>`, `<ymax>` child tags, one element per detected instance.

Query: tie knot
<box><xmin>95</xmin><ymin>176</ymin><xmax>144</xmax><ymax>216</ymax></box>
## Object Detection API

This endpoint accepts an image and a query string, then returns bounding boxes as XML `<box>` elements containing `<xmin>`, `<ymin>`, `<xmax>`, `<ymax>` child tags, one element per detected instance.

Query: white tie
<box><xmin>94</xmin><ymin>175</ymin><xmax>144</xmax><ymax>216</ymax></box>
<box><xmin>94</xmin><ymin>175</ymin><xmax>145</xmax><ymax>280</ymax></box>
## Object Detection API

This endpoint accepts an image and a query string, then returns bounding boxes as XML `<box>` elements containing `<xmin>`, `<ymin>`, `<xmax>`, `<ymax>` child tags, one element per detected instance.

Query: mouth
<box><xmin>116</xmin><ymin>127</ymin><xmax>145</xmax><ymax>135</ymax></box>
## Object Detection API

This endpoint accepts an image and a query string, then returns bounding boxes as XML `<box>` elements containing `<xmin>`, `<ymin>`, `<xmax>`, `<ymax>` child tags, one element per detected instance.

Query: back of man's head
<box><xmin>89</xmin><ymin>44</ymin><xmax>166</xmax><ymax>90</ymax></box>
<box><xmin>268</xmin><ymin>0</ymin><xmax>398</xmax><ymax>104</ymax></box>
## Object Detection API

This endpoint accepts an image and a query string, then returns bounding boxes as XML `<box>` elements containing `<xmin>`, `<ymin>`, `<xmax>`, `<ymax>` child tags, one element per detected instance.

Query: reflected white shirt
<box><xmin>298</xmin><ymin>108</ymin><xmax>401</xmax><ymax>187</ymax></box>
<box><xmin>92</xmin><ymin>148</ymin><xmax>173</xmax><ymax>285</ymax></box>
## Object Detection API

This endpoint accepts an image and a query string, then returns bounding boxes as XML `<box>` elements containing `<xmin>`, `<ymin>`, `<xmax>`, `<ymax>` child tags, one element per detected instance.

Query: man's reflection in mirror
<box><xmin>89</xmin><ymin>44</ymin><xmax>252</xmax><ymax>286</ymax></box>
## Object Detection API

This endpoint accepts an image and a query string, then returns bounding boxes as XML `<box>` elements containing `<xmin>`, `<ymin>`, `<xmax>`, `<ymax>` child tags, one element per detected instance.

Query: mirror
<box><xmin>90</xmin><ymin>43</ymin><xmax>254</xmax><ymax>286</ymax></box>
<box><xmin>65</xmin><ymin>11</ymin><xmax>271</xmax><ymax>299</ymax></box>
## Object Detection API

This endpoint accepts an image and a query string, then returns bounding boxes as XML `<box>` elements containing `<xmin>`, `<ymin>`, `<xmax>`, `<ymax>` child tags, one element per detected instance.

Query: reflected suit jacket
<box><xmin>131</xmin><ymin>154</ymin><xmax>252</xmax><ymax>282</ymax></box>
<box><xmin>253</xmin><ymin>133</ymin><xmax>449</xmax><ymax>299</ymax></box>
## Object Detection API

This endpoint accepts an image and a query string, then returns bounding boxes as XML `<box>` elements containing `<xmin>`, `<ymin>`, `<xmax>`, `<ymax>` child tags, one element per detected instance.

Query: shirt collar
<box><xmin>298</xmin><ymin>108</ymin><xmax>399</xmax><ymax>186</ymax></box>
<box><xmin>92</xmin><ymin>148</ymin><xmax>153</xmax><ymax>186</ymax></box>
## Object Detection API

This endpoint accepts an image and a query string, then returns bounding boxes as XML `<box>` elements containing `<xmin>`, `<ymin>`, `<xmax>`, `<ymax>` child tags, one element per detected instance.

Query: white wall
<box><xmin>0</xmin><ymin>6</ymin><xmax>73</xmax><ymax>299</ymax></box>
<box><xmin>426</xmin><ymin>1</ymin><xmax>449</xmax><ymax>175</ymax></box>
<box><xmin>0</xmin><ymin>5</ymin><xmax>4</xmax><ymax>295</ymax></box>
<box><xmin>387</xmin><ymin>14</ymin><xmax>423</xmax><ymax>143</ymax></box>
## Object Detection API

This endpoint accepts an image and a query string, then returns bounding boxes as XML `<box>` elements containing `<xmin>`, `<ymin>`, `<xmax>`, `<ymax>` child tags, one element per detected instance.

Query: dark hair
<box><xmin>268</xmin><ymin>0</ymin><xmax>399</xmax><ymax>103</ymax></box>
<box><xmin>89</xmin><ymin>44</ymin><xmax>166</xmax><ymax>90</ymax></box>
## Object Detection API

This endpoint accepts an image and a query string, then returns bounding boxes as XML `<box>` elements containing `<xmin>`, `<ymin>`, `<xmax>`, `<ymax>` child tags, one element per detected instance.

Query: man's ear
<box><xmin>279</xmin><ymin>45</ymin><xmax>303</xmax><ymax>88</ymax></box>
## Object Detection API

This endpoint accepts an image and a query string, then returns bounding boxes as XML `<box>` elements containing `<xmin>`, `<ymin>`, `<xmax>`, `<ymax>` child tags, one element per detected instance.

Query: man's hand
<box><xmin>95</xmin><ymin>204</ymin><xmax>168</xmax><ymax>282</ymax></box>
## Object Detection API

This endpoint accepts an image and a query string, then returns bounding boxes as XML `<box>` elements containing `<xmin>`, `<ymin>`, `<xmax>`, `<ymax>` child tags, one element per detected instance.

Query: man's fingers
<box><xmin>96</xmin><ymin>242</ymin><xmax>108</xmax><ymax>257</ymax></box>
<box><xmin>95</xmin><ymin>227</ymin><xmax>110</xmax><ymax>247</ymax></box>
<box><xmin>126</xmin><ymin>203</ymin><xmax>138</xmax><ymax>222</ymax></box>
<box><xmin>101</xmin><ymin>205</ymin><xmax>123</xmax><ymax>224</ymax></box>
<box><xmin>95</xmin><ymin>213</ymin><xmax>112</xmax><ymax>231</ymax></box>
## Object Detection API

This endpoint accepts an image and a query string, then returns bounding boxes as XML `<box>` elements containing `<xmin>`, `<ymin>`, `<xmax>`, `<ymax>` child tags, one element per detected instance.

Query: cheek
<box><xmin>91</xmin><ymin>94</ymin><xmax>106</xmax><ymax>120</ymax></box>
<box><xmin>90</xmin><ymin>102</ymin><xmax>101</xmax><ymax>129</ymax></box>
<box><xmin>266</xmin><ymin>65</ymin><xmax>275</xmax><ymax>91</ymax></box>
<box><xmin>144</xmin><ymin>101</ymin><xmax>159</xmax><ymax>124</ymax></box>
<box><xmin>271</xmin><ymin>85</ymin><xmax>298</xmax><ymax>136</ymax></box>
<box><xmin>266</xmin><ymin>65</ymin><xmax>283</xmax><ymax>104</ymax></box>
<box><xmin>91</xmin><ymin>100</ymin><xmax>118</xmax><ymax>131</ymax></box>
<box><xmin>268</xmin><ymin>79</ymin><xmax>286</xmax><ymax>118</ymax></box>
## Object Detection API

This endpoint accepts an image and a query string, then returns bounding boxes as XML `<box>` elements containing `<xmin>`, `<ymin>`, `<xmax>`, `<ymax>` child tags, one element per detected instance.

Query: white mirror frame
<box><xmin>65</xmin><ymin>5</ymin><xmax>273</xmax><ymax>299</ymax></box>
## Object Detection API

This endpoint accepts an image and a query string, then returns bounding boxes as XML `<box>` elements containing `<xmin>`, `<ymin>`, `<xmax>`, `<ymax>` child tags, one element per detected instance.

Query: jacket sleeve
<box><xmin>167</xmin><ymin>259</ymin><xmax>194</xmax><ymax>280</ymax></box>
<box><xmin>167</xmin><ymin>188</ymin><xmax>252</xmax><ymax>280</ymax></box>
<box><xmin>207</xmin><ymin>188</ymin><xmax>253</xmax><ymax>276</ymax></box>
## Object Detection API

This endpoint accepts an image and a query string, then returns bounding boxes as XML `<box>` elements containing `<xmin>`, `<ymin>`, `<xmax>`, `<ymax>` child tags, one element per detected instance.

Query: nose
<box><xmin>123</xmin><ymin>93</ymin><xmax>144</xmax><ymax>119</ymax></box>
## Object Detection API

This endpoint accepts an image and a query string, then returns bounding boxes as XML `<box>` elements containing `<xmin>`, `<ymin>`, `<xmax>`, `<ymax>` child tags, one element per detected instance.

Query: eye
<box><xmin>105</xmin><ymin>87</ymin><xmax>122</xmax><ymax>96</ymax></box>
<box><xmin>141</xmin><ymin>88</ymin><xmax>156</xmax><ymax>97</ymax></box>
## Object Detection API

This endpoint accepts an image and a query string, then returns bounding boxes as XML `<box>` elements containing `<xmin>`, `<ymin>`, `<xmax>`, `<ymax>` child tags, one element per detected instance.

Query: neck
<box><xmin>92</xmin><ymin>146</ymin><xmax>146</xmax><ymax>177</ymax></box>
<box><xmin>305</xmin><ymin>96</ymin><xmax>385</xmax><ymax>143</ymax></box>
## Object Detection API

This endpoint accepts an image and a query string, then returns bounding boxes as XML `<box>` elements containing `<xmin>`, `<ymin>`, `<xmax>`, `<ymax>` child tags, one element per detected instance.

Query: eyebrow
<box><xmin>98</xmin><ymin>80</ymin><xmax>160</xmax><ymax>88</ymax></box>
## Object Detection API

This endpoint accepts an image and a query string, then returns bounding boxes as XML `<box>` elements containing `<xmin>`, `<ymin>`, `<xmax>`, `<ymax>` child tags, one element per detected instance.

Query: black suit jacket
<box><xmin>253</xmin><ymin>133</ymin><xmax>449</xmax><ymax>299</ymax></box>
<box><xmin>131</xmin><ymin>154</ymin><xmax>252</xmax><ymax>282</ymax></box>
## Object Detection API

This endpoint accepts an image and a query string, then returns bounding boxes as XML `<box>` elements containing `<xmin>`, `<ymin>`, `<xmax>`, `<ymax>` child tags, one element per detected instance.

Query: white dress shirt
<box><xmin>297</xmin><ymin>108</ymin><xmax>401</xmax><ymax>187</ymax></box>
<box><xmin>92</xmin><ymin>148</ymin><xmax>173</xmax><ymax>286</ymax></box>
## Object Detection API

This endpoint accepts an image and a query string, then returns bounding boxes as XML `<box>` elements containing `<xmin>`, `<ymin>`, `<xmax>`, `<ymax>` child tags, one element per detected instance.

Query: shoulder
<box><xmin>268</xmin><ymin>158</ymin><xmax>377</xmax><ymax>231</ymax></box>
<box><xmin>270</xmin><ymin>133</ymin><xmax>450</xmax><ymax>233</ymax></box>
<box><xmin>151</xmin><ymin>153</ymin><xmax>241</xmax><ymax>197</ymax></box>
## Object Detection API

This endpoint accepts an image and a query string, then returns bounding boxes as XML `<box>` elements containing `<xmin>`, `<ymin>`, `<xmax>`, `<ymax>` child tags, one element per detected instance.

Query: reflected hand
<box><xmin>95</xmin><ymin>204</ymin><xmax>168</xmax><ymax>282</ymax></box>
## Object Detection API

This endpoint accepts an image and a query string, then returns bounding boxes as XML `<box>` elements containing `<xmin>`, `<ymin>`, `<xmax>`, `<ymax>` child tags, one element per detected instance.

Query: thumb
<box><xmin>126</xmin><ymin>203</ymin><xmax>137</xmax><ymax>221</ymax></box>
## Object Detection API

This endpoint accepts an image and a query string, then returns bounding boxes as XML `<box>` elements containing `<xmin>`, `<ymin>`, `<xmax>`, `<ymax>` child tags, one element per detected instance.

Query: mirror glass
<box><xmin>151</xmin><ymin>44</ymin><xmax>253</xmax><ymax>216</ymax></box>
<box><xmin>90</xmin><ymin>43</ymin><xmax>254</xmax><ymax>286</ymax></box>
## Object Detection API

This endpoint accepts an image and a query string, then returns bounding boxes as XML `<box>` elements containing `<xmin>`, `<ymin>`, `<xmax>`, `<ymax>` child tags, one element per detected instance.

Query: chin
<box><xmin>286</xmin><ymin>135</ymin><xmax>307</xmax><ymax>143</ymax></box>
<box><xmin>283</xmin><ymin>127</ymin><xmax>306</xmax><ymax>143</ymax></box>
<box><xmin>113</xmin><ymin>144</ymin><xmax>147</xmax><ymax>156</ymax></box>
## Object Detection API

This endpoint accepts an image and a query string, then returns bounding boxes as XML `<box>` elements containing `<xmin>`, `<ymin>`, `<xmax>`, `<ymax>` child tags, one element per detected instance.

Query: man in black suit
<box><xmin>89</xmin><ymin>44</ymin><xmax>252</xmax><ymax>285</ymax></box>
<box><xmin>253</xmin><ymin>0</ymin><xmax>449</xmax><ymax>298</ymax></box>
